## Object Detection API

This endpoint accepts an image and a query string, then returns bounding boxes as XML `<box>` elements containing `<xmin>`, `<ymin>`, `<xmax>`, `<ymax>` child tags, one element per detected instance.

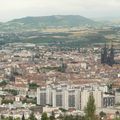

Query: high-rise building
<box><xmin>50</xmin><ymin>88</ymin><xmax>80</xmax><ymax>110</ymax></box>
<box><xmin>37</xmin><ymin>86</ymin><xmax>52</xmax><ymax>106</ymax></box>
<box><xmin>37</xmin><ymin>85</ymin><xmax>81</xmax><ymax>110</ymax></box>
<box><xmin>37</xmin><ymin>84</ymin><xmax>115</xmax><ymax>110</ymax></box>
<box><xmin>52</xmin><ymin>89</ymin><xmax>63</xmax><ymax>108</ymax></box>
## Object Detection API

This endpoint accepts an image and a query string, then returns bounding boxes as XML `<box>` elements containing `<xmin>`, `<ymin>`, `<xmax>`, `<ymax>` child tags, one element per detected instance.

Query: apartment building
<box><xmin>37</xmin><ymin>84</ymin><xmax>115</xmax><ymax>110</ymax></box>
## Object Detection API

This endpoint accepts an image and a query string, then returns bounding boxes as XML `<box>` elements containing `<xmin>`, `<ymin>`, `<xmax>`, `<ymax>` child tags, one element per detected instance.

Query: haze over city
<box><xmin>0</xmin><ymin>0</ymin><xmax>120</xmax><ymax>21</ymax></box>
<box><xmin>0</xmin><ymin>0</ymin><xmax>120</xmax><ymax>120</ymax></box>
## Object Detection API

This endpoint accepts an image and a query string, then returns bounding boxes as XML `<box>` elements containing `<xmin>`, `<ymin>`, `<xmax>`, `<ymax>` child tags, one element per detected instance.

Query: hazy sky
<box><xmin>0</xmin><ymin>0</ymin><xmax>120</xmax><ymax>21</ymax></box>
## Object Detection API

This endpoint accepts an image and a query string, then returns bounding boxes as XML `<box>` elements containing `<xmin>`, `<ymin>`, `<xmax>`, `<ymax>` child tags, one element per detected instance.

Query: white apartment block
<box><xmin>37</xmin><ymin>84</ymin><xmax>115</xmax><ymax>110</ymax></box>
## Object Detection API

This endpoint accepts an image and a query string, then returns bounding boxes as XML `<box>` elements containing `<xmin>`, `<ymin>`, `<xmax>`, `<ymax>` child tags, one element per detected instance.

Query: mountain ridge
<box><xmin>0</xmin><ymin>15</ymin><xmax>96</xmax><ymax>31</ymax></box>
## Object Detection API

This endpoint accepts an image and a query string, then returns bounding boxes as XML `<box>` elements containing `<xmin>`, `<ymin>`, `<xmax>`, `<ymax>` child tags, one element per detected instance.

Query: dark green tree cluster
<box><xmin>29</xmin><ymin>83</ymin><xmax>39</xmax><ymax>89</ymax></box>
<box><xmin>49</xmin><ymin>111</ymin><xmax>55</xmax><ymax>120</ymax></box>
<box><xmin>41</xmin><ymin>112</ymin><xmax>84</xmax><ymax>120</ymax></box>
<box><xmin>4</xmin><ymin>89</ymin><xmax>18</xmax><ymax>96</ymax></box>
<box><xmin>1</xmin><ymin>113</ymin><xmax>37</xmax><ymax>120</ymax></box>
<box><xmin>0</xmin><ymin>116</ymin><xmax>20</xmax><ymax>120</ymax></box>
<box><xmin>22</xmin><ymin>97</ymin><xmax>37</xmax><ymax>104</ymax></box>
<box><xmin>1</xmin><ymin>99</ymin><xmax>14</xmax><ymax>104</ymax></box>
<box><xmin>28</xmin><ymin>112</ymin><xmax>37</xmax><ymax>120</ymax></box>
<box><xmin>1</xmin><ymin>94</ymin><xmax>108</xmax><ymax>120</ymax></box>
<box><xmin>41</xmin><ymin>112</ymin><xmax>49</xmax><ymax>120</ymax></box>
<box><xmin>0</xmin><ymin>80</ymin><xmax>8</xmax><ymax>87</ymax></box>
<box><xmin>60</xmin><ymin>114</ymin><xmax>84</xmax><ymax>120</ymax></box>
<box><xmin>107</xmin><ymin>83</ymin><xmax>113</xmax><ymax>93</ymax></box>
<box><xmin>99</xmin><ymin>111</ymin><xmax>106</xmax><ymax>119</ymax></box>
<box><xmin>22</xmin><ymin>114</ymin><xmax>25</xmax><ymax>120</ymax></box>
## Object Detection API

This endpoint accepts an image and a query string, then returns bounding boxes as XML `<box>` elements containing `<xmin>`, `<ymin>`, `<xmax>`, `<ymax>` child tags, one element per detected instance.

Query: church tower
<box><xmin>101</xmin><ymin>43</ymin><xmax>108</xmax><ymax>64</ymax></box>
<box><xmin>108</xmin><ymin>42</ymin><xmax>114</xmax><ymax>66</ymax></box>
<box><xmin>101</xmin><ymin>41</ymin><xmax>115</xmax><ymax>66</ymax></box>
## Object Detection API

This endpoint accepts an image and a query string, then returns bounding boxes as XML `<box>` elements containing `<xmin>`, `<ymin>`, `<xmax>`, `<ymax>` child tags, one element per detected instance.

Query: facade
<box><xmin>103</xmin><ymin>94</ymin><xmax>115</xmax><ymax>108</ymax></box>
<box><xmin>81</xmin><ymin>89</ymin><xmax>102</xmax><ymax>110</ymax></box>
<box><xmin>52</xmin><ymin>89</ymin><xmax>63</xmax><ymax>107</ymax></box>
<box><xmin>81</xmin><ymin>90</ymin><xmax>89</xmax><ymax>110</ymax></box>
<box><xmin>37</xmin><ymin>85</ymin><xmax>81</xmax><ymax>110</ymax></box>
<box><xmin>93</xmin><ymin>90</ymin><xmax>102</xmax><ymax>108</ymax></box>
<box><xmin>37</xmin><ymin>84</ymin><xmax>115</xmax><ymax>110</ymax></box>
<box><xmin>115</xmin><ymin>92</ymin><xmax>120</xmax><ymax>104</ymax></box>
<box><xmin>37</xmin><ymin>86</ymin><xmax>52</xmax><ymax>106</ymax></box>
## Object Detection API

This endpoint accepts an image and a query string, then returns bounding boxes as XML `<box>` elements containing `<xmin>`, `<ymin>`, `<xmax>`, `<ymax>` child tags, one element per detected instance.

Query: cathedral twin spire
<box><xmin>101</xmin><ymin>42</ymin><xmax>114</xmax><ymax>66</ymax></box>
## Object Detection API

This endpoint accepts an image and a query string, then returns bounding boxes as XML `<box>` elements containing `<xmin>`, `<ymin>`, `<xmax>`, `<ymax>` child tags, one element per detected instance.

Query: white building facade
<box><xmin>37</xmin><ymin>84</ymin><xmax>114</xmax><ymax>110</ymax></box>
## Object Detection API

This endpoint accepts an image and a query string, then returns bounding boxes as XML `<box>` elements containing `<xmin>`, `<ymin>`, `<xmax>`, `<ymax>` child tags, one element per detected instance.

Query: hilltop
<box><xmin>0</xmin><ymin>15</ymin><xmax>96</xmax><ymax>31</ymax></box>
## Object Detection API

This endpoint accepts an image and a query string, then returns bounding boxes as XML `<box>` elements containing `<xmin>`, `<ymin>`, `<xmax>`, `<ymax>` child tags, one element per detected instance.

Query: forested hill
<box><xmin>0</xmin><ymin>15</ymin><xmax>96</xmax><ymax>31</ymax></box>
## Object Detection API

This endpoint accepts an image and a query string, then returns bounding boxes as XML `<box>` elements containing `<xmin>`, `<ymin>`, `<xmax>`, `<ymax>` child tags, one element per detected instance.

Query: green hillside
<box><xmin>0</xmin><ymin>15</ymin><xmax>96</xmax><ymax>31</ymax></box>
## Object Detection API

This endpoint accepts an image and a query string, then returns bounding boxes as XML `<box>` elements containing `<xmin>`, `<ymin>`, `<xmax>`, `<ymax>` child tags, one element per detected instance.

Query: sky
<box><xmin>0</xmin><ymin>0</ymin><xmax>120</xmax><ymax>21</ymax></box>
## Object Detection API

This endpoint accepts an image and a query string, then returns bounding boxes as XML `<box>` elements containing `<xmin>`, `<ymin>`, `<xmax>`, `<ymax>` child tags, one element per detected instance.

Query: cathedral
<box><xmin>101</xmin><ymin>43</ymin><xmax>115</xmax><ymax>66</ymax></box>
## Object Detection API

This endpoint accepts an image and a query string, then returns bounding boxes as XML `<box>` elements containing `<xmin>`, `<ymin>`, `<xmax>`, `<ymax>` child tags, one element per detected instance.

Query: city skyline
<box><xmin>0</xmin><ymin>0</ymin><xmax>120</xmax><ymax>21</ymax></box>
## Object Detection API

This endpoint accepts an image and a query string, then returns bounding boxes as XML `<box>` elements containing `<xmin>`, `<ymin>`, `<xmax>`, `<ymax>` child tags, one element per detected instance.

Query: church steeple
<box><xmin>101</xmin><ymin>43</ymin><xmax>107</xmax><ymax>64</ymax></box>
<box><xmin>101</xmin><ymin>41</ymin><xmax>115</xmax><ymax>66</ymax></box>
<box><xmin>109</xmin><ymin>41</ymin><xmax>114</xmax><ymax>66</ymax></box>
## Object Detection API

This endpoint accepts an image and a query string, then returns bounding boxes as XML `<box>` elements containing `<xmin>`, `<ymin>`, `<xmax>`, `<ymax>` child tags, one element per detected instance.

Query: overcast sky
<box><xmin>0</xmin><ymin>0</ymin><xmax>120</xmax><ymax>21</ymax></box>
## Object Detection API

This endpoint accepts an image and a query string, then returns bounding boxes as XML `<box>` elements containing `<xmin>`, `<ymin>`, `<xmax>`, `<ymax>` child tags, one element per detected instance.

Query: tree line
<box><xmin>1</xmin><ymin>94</ymin><xmax>120</xmax><ymax>120</ymax></box>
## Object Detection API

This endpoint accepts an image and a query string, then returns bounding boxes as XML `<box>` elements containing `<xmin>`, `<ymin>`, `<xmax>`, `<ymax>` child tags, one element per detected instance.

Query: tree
<box><xmin>29</xmin><ymin>83</ymin><xmax>39</xmax><ymax>89</ymax></box>
<box><xmin>49</xmin><ymin>111</ymin><xmax>55</xmax><ymax>120</ymax></box>
<box><xmin>15</xmin><ymin>118</ymin><xmax>21</xmax><ymax>120</ymax></box>
<box><xmin>59</xmin><ymin>108</ymin><xmax>67</xmax><ymax>113</ymax></box>
<box><xmin>22</xmin><ymin>114</ymin><xmax>25</xmax><ymax>120</ymax></box>
<box><xmin>1</xmin><ymin>99</ymin><xmax>14</xmax><ymax>104</ymax></box>
<box><xmin>58</xmin><ymin>114</ymin><xmax>85</xmax><ymax>120</ymax></box>
<box><xmin>113</xmin><ymin>118</ymin><xmax>120</xmax><ymax>120</ymax></box>
<box><xmin>1</xmin><ymin>115</ymin><xmax>5</xmax><ymax>120</ymax></box>
<box><xmin>8</xmin><ymin>116</ymin><xmax>14</xmax><ymax>120</ymax></box>
<box><xmin>84</xmin><ymin>93</ymin><xmax>96</xmax><ymax>120</ymax></box>
<box><xmin>107</xmin><ymin>83</ymin><xmax>112</xmax><ymax>93</ymax></box>
<box><xmin>99</xmin><ymin>111</ymin><xmax>106</xmax><ymax>120</ymax></box>
<box><xmin>74</xmin><ymin>115</ymin><xmax>85</xmax><ymax>120</ymax></box>
<box><xmin>64</xmin><ymin>115</ymin><xmax>73</xmax><ymax>120</ymax></box>
<box><xmin>58</xmin><ymin>114</ymin><xmax>63</xmax><ymax>120</ymax></box>
<box><xmin>29</xmin><ymin>112</ymin><xmax>37</xmax><ymax>120</ymax></box>
<box><xmin>4</xmin><ymin>89</ymin><xmax>18</xmax><ymax>96</ymax></box>
<box><xmin>41</xmin><ymin>112</ymin><xmax>49</xmax><ymax>120</ymax></box>
<box><xmin>0</xmin><ymin>80</ymin><xmax>8</xmax><ymax>87</ymax></box>
<box><xmin>115</xmin><ymin>111</ymin><xmax>120</xmax><ymax>120</ymax></box>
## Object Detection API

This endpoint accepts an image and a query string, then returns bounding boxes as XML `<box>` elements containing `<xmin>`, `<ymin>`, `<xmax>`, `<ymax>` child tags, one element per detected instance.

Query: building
<box><xmin>37</xmin><ymin>86</ymin><xmax>52</xmax><ymax>106</ymax></box>
<box><xmin>37</xmin><ymin>84</ymin><xmax>113</xmax><ymax>110</ymax></box>
<box><xmin>101</xmin><ymin>43</ymin><xmax>115</xmax><ymax>66</ymax></box>
<box><xmin>103</xmin><ymin>94</ymin><xmax>115</xmax><ymax>108</ymax></box>
<box><xmin>37</xmin><ymin>85</ymin><xmax>81</xmax><ymax>110</ymax></box>
<box><xmin>115</xmin><ymin>91</ymin><xmax>120</xmax><ymax>104</ymax></box>
<box><xmin>52</xmin><ymin>88</ymin><xmax>80</xmax><ymax>110</ymax></box>
<box><xmin>81</xmin><ymin>89</ymin><xmax>102</xmax><ymax>110</ymax></box>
